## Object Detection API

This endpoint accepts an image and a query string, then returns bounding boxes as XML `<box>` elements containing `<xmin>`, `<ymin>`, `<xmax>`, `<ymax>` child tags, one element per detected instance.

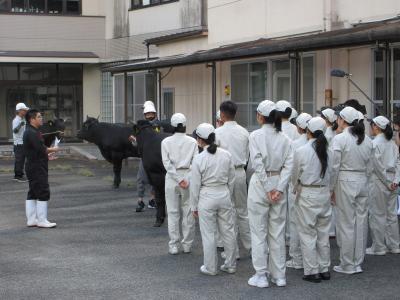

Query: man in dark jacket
<box><xmin>24</xmin><ymin>109</ymin><xmax>60</xmax><ymax>228</ymax></box>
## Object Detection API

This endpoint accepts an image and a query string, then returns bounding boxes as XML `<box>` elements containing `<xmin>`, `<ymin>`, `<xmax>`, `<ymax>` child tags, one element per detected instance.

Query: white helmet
<box><xmin>143</xmin><ymin>101</ymin><xmax>156</xmax><ymax>114</ymax></box>
<box><xmin>171</xmin><ymin>113</ymin><xmax>186</xmax><ymax>127</ymax></box>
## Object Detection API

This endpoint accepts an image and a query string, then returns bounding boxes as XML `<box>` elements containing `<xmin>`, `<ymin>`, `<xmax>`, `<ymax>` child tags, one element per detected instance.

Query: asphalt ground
<box><xmin>0</xmin><ymin>157</ymin><xmax>400</xmax><ymax>300</ymax></box>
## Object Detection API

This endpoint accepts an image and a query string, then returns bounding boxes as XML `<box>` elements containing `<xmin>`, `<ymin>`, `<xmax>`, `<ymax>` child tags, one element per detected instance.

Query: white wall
<box><xmin>82</xmin><ymin>0</ymin><xmax>105</xmax><ymax>16</ymax></box>
<box><xmin>336</xmin><ymin>0</ymin><xmax>400</xmax><ymax>24</ymax></box>
<box><xmin>83</xmin><ymin>64</ymin><xmax>101</xmax><ymax>120</ymax></box>
<box><xmin>158</xmin><ymin>36</ymin><xmax>209</xmax><ymax>57</ymax></box>
<box><xmin>129</xmin><ymin>2</ymin><xmax>181</xmax><ymax>36</ymax></box>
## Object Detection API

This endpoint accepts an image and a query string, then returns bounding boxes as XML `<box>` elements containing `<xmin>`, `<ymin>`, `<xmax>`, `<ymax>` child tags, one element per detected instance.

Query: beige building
<box><xmin>1</xmin><ymin>0</ymin><xmax>400</xmax><ymax>142</ymax></box>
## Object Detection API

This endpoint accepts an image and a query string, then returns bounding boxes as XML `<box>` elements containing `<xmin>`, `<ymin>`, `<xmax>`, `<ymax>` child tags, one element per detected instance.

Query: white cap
<box><xmin>296</xmin><ymin>112</ymin><xmax>312</xmax><ymax>130</ymax></box>
<box><xmin>143</xmin><ymin>101</ymin><xmax>156</xmax><ymax>114</ymax></box>
<box><xmin>372</xmin><ymin>116</ymin><xmax>390</xmax><ymax>130</ymax></box>
<box><xmin>170</xmin><ymin>113</ymin><xmax>186</xmax><ymax>127</ymax></box>
<box><xmin>321</xmin><ymin>108</ymin><xmax>337</xmax><ymax>123</ymax></box>
<box><xmin>196</xmin><ymin>123</ymin><xmax>215</xmax><ymax>140</ymax></box>
<box><xmin>289</xmin><ymin>108</ymin><xmax>298</xmax><ymax>121</ymax></box>
<box><xmin>357</xmin><ymin>111</ymin><xmax>364</xmax><ymax>121</ymax></box>
<box><xmin>339</xmin><ymin>106</ymin><xmax>359</xmax><ymax>124</ymax></box>
<box><xmin>275</xmin><ymin>100</ymin><xmax>292</xmax><ymax>112</ymax></box>
<box><xmin>216</xmin><ymin>110</ymin><xmax>221</xmax><ymax>121</ymax></box>
<box><xmin>16</xmin><ymin>103</ymin><xmax>29</xmax><ymax>111</ymax></box>
<box><xmin>308</xmin><ymin>117</ymin><xmax>326</xmax><ymax>133</ymax></box>
<box><xmin>257</xmin><ymin>100</ymin><xmax>276</xmax><ymax>117</ymax></box>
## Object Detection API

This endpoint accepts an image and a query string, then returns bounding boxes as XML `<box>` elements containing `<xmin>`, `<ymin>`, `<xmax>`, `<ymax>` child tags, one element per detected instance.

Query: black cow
<box><xmin>40</xmin><ymin>118</ymin><xmax>66</xmax><ymax>147</ymax></box>
<box><xmin>77</xmin><ymin>116</ymin><xmax>139</xmax><ymax>188</ymax></box>
<box><xmin>132</xmin><ymin>119</ymin><xmax>171</xmax><ymax>226</ymax></box>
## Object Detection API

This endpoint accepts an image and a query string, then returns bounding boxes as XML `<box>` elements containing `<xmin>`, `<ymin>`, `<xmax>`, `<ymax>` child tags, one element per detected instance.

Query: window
<box><xmin>231</xmin><ymin>62</ymin><xmax>267</xmax><ymax>131</ymax></box>
<box><xmin>302</xmin><ymin>56</ymin><xmax>315</xmax><ymax>114</ymax></box>
<box><xmin>162</xmin><ymin>88</ymin><xmax>174</xmax><ymax>120</ymax></box>
<box><xmin>131</xmin><ymin>0</ymin><xmax>178</xmax><ymax>10</ymax></box>
<box><xmin>0</xmin><ymin>64</ymin><xmax>18</xmax><ymax>80</ymax></box>
<box><xmin>1</xmin><ymin>0</ymin><xmax>80</xmax><ymax>14</ymax></box>
<box><xmin>101</xmin><ymin>72</ymin><xmax>113</xmax><ymax>123</ymax></box>
<box><xmin>231</xmin><ymin>55</ymin><xmax>315</xmax><ymax>130</ymax></box>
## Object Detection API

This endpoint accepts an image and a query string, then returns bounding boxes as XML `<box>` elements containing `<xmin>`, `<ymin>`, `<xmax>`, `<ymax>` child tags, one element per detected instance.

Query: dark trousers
<box><xmin>26</xmin><ymin>161</ymin><xmax>50</xmax><ymax>201</ymax></box>
<box><xmin>14</xmin><ymin>145</ymin><xmax>25</xmax><ymax>178</ymax></box>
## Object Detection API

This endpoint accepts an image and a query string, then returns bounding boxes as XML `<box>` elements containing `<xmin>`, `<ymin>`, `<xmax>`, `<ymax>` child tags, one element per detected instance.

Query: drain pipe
<box><xmin>207</xmin><ymin>62</ymin><xmax>217</xmax><ymax>126</ymax></box>
<box><xmin>324</xmin><ymin>0</ymin><xmax>333</xmax><ymax>107</ymax></box>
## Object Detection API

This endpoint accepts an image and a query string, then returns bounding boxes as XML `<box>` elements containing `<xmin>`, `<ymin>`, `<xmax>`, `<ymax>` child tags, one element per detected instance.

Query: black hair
<box><xmin>263</xmin><ymin>110</ymin><xmax>282</xmax><ymax>132</ymax></box>
<box><xmin>25</xmin><ymin>109</ymin><xmax>40</xmax><ymax>125</ymax></box>
<box><xmin>332</xmin><ymin>121</ymin><xmax>338</xmax><ymax>131</ymax></box>
<box><xmin>290</xmin><ymin>118</ymin><xmax>296</xmax><ymax>125</ymax></box>
<box><xmin>348</xmin><ymin>119</ymin><xmax>365</xmax><ymax>145</ymax></box>
<box><xmin>281</xmin><ymin>107</ymin><xmax>292</xmax><ymax>119</ymax></box>
<box><xmin>344</xmin><ymin>99</ymin><xmax>367</xmax><ymax>115</ymax></box>
<box><xmin>200</xmin><ymin>132</ymin><xmax>217</xmax><ymax>154</ymax></box>
<box><xmin>173</xmin><ymin>124</ymin><xmax>186</xmax><ymax>133</ymax></box>
<box><xmin>370</xmin><ymin>120</ymin><xmax>393</xmax><ymax>141</ymax></box>
<box><xmin>310</xmin><ymin>130</ymin><xmax>328</xmax><ymax>178</ymax></box>
<box><xmin>220</xmin><ymin>101</ymin><xmax>237</xmax><ymax>120</ymax></box>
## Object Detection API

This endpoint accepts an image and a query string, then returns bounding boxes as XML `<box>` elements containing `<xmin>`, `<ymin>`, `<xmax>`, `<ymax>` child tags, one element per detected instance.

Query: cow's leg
<box><xmin>153</xmin><ymin>185</ymin><xmax>166</xmax><ymax>227</ymax></box>
<box><xmin>112</xmin><ymin>157</ymin><xmax>122</xmax><ymax>189</ymax></box>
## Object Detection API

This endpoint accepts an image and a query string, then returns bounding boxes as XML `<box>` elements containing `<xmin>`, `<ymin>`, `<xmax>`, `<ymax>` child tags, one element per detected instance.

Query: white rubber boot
<box><xmin>25</xmin><ymin>200</ymin><xmax>37</xmax><ymax>227</ymax></box>
<box><xmin>36</xmin><ymin>201</ymin><xmax>56</xmax><ymax>228</ymax></box>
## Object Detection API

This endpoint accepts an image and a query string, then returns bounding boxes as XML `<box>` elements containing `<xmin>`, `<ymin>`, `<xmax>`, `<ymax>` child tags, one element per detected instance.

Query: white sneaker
<box><xmin>333</xmin><ymin>265</ymin><xmax>356</xmax><ymax>274</ymax></box>
<box><xmin>355</xmin><ymin>266</ymin><xmax>363</xmax><ymax>273</ymax></box>
<box><xmin>182</xmin><ymin>247</ymin><xmax>191</xmax><ymax>254</ymax></box>
<box><xmin>271</xmin><ymin>277</ymin><xmax>286</xmax><ymax>287</ymax></box>
<box><xmin>366</xmin><ymin>247</ymin><xmax>386</xmax><ymax>256</ymax></box>
<box><xmin>168</xmin><ymin>246</ymin><xmax>179</xmax><ymax>255</ymax></box>
<box><xmin>248</xmin><ymin>273</ymin><xmax>269</xmax><ymax>288</ymax></box>
<box><xmin>200</xmin><ymin>265</ymin><xmax>217</xmax><ymax>276</ymax></box>
<box><xmin>220</xmin><ymin>264</ymin><xmax>236</xmax><ymax>274</ymax></box>
<box><xmin>389</xmin><ymin>248</ymin><xmax>400</xmax><ymax>254</ymax></box>
<box><xmin>286</xmin><ymin>259</ymin><xmax>303</xmax><ymax>269</ymax></box>
<box><xmin>27</xmin><ymin>219</ymin><xmax>38</xmax><ymax>227</ymax></box>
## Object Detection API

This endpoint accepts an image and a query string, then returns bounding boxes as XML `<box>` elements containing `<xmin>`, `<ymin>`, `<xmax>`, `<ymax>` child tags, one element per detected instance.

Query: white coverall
<box><xmin>292</xmin><ymin>139</ymin><xmax>333</xmax><ymax>276</ymax></box>
<box><xmin>282</xmin><ymin>120</ymin><xmax>300</xmax><ymax>243</ymax></box>
<box><xmin>287</xmin><ymin>133</ymin><xmax>308</xmax><ymax>267</ymax></box>
<box><xmin>331</xmin><ymin>127</ymin><xmax>373</xmax><ymax>272</ymax></box>
<box><xmin>190</xmin><ymin>147</ymin><xmax>237</xmax><ymax>274</ymax></box>
<box><xmin>215</xmin><ymin>121</ymin><xmax>251</xmax><ymax>253</ymax></box>
<box><xmin>161</xmin><ymin>133</ymin><xmax>198</xmax><ymax>252</ymax></box>
<box><xmin>369</xmin><ymin>133</ymin><xmax>400</xmax><ymax>253</ymax></box>
<box><xmin>248</xmin><ymin>124</ymin><xmax>293</xmax><ymax>280</ymax></box>
<box><xmin>325</xmin><ymin>126</ymin><xmax>337</xmax><ymax>237</ymax></box>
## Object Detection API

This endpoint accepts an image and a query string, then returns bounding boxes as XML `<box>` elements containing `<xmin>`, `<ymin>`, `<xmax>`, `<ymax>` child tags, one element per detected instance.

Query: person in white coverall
<box><xmin>190</xmin><ymin>123</ymin><xmax>237</xmax><ymax>276</ymax></box>
<box><xmin>292</xmin><ymin>117</ymin><xmax>333</xmax><ymax>283</ymax></box>
<box><xmin>216</xmin><ymin>101</ymin><xmax>251</xmax><ymax>259</ymax></box>
<box><xmin>330</xmin><ymin>106</ymin><xmax>373</xmax><ymax>274</ymax></box>
<box><xmin>161</xmin><ymin>113</ymin><xmax>198</xmax><ymax>255</ymax></box>
<box><xmin>320</xmin><ymin>108</ymin><xmax>338</xmax><ymax>237</ymax></box>
<box><xmin>286</xmin><ymin>112</ymin><xmax>312</xmax><ymax>270</ymax></box>
<box><xmin>367</xmin><ymin>116</ymin><xmax>400</xmax><ymax>256</ymax></box>
<box><xmin>247</xmin><ymin>100</ymin><xmax>293</xmax><ymax>288</ymax></box>
<box><xmin>275</xmin><ymin>100</ymin><xmax>299</xmax><ymax>246</ymax></box>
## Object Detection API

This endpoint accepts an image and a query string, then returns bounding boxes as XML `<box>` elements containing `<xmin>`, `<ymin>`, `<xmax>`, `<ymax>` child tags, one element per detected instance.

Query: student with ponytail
<box><xmin>367</xmin><ymin>116</ymin><xmax>400</xmax><ymax>255</ymax></box>
<box><xmin>190</xmin><ymin>123</ymin><xmax>237</xmax><ymax>276</ymax></box>
<box><xmin>292</xmin><ymin>117</ymin><xmax>332</xmax><ymax>283</ymax></box>
<box><xmin>247</xmin><ymin>100</ymin><xmax>293</xmax><ymax>288</ymax></box>
<box><xmin>286</xmin><ymin>112</ymin><xmax>312</xmax><ymax>270</ymax></box>
<box><xmin>330</xmin><ymin>106</ymin><xmax>373</xmax><ymax>275</ymax></box>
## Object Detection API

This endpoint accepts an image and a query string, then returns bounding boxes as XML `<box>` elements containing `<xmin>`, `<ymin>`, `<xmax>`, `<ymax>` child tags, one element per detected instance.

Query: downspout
<box><xmin>207</xmin><ymin>62</ymin><xmax>217</xmax><ymax>126</ymax></box>
<box><xmin>324</xmin><ymin>0</ymin><xmax>333</xmax><ymax>107</ymax></box>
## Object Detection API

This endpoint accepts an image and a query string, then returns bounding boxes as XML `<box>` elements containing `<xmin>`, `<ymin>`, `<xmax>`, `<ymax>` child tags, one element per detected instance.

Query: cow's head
<box><xmin>39</xmin><ymin>118</ymin><xmax>66</xmax><ymax>147</ymax></box>
<box><xmin>77</xmin><ymin>115</ymin><xmax>99</xmax><ymax>141</ymax></box>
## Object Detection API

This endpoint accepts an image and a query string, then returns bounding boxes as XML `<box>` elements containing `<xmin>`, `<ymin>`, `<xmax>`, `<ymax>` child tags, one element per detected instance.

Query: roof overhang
<box><xmin>144</xmin><ymin>28</ymin><xmax>208</xmax><ymax>46</ymax></box>
<box><xmin>104</xmin><ymin>20</ymin><xmax>400</xmax><ymax>74</ymax></box>
<box><xmin>0</xmin><ymin>51</ymin><xmax>100</xmax><ymax>63</ymax></box>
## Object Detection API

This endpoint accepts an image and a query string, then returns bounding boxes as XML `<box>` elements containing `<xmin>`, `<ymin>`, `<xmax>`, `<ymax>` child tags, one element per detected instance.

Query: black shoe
<box><xmin>148</xmin><ymin>199</ymin><xmax>156</xmax><ymax>209</ymax></box>
<box><xmin>153</xmin><ymin>218</ymin><xmax>164</xmax><ymax>227</ymax></box>
<box><xmin>14</xmin><ymin>176</ymin><xmax>28</xmax><ymax>183</ymax></box>
<box><xmin>302</xmin><ymin>274</ymin><xmax>322</xmax><ymax>283</ymax></box>
<box><xmin>319</xmin><ymin>272</ymin><xmax>331</xmax><ymax>280</ymax></box>
<box><xmin>136</xmin><ymin>201</ymin><xmax>145</xmax><ymax>212</ymax></box>
<box><xmin>217</xmin><ymin>247</ymin><xmax>224</xmax><ymax>252</ymax></box>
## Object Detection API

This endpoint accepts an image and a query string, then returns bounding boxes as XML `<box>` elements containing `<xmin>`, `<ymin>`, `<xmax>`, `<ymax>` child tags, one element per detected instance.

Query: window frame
<box><xmin>130</xmin><ymin>0</ymin><xmax>179</xmax><ymax>11</ymax></box>
<box><xmin>0</xmin><ymin>0</ymin><xmax>81</xmax><ymax>15</ymax></box>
